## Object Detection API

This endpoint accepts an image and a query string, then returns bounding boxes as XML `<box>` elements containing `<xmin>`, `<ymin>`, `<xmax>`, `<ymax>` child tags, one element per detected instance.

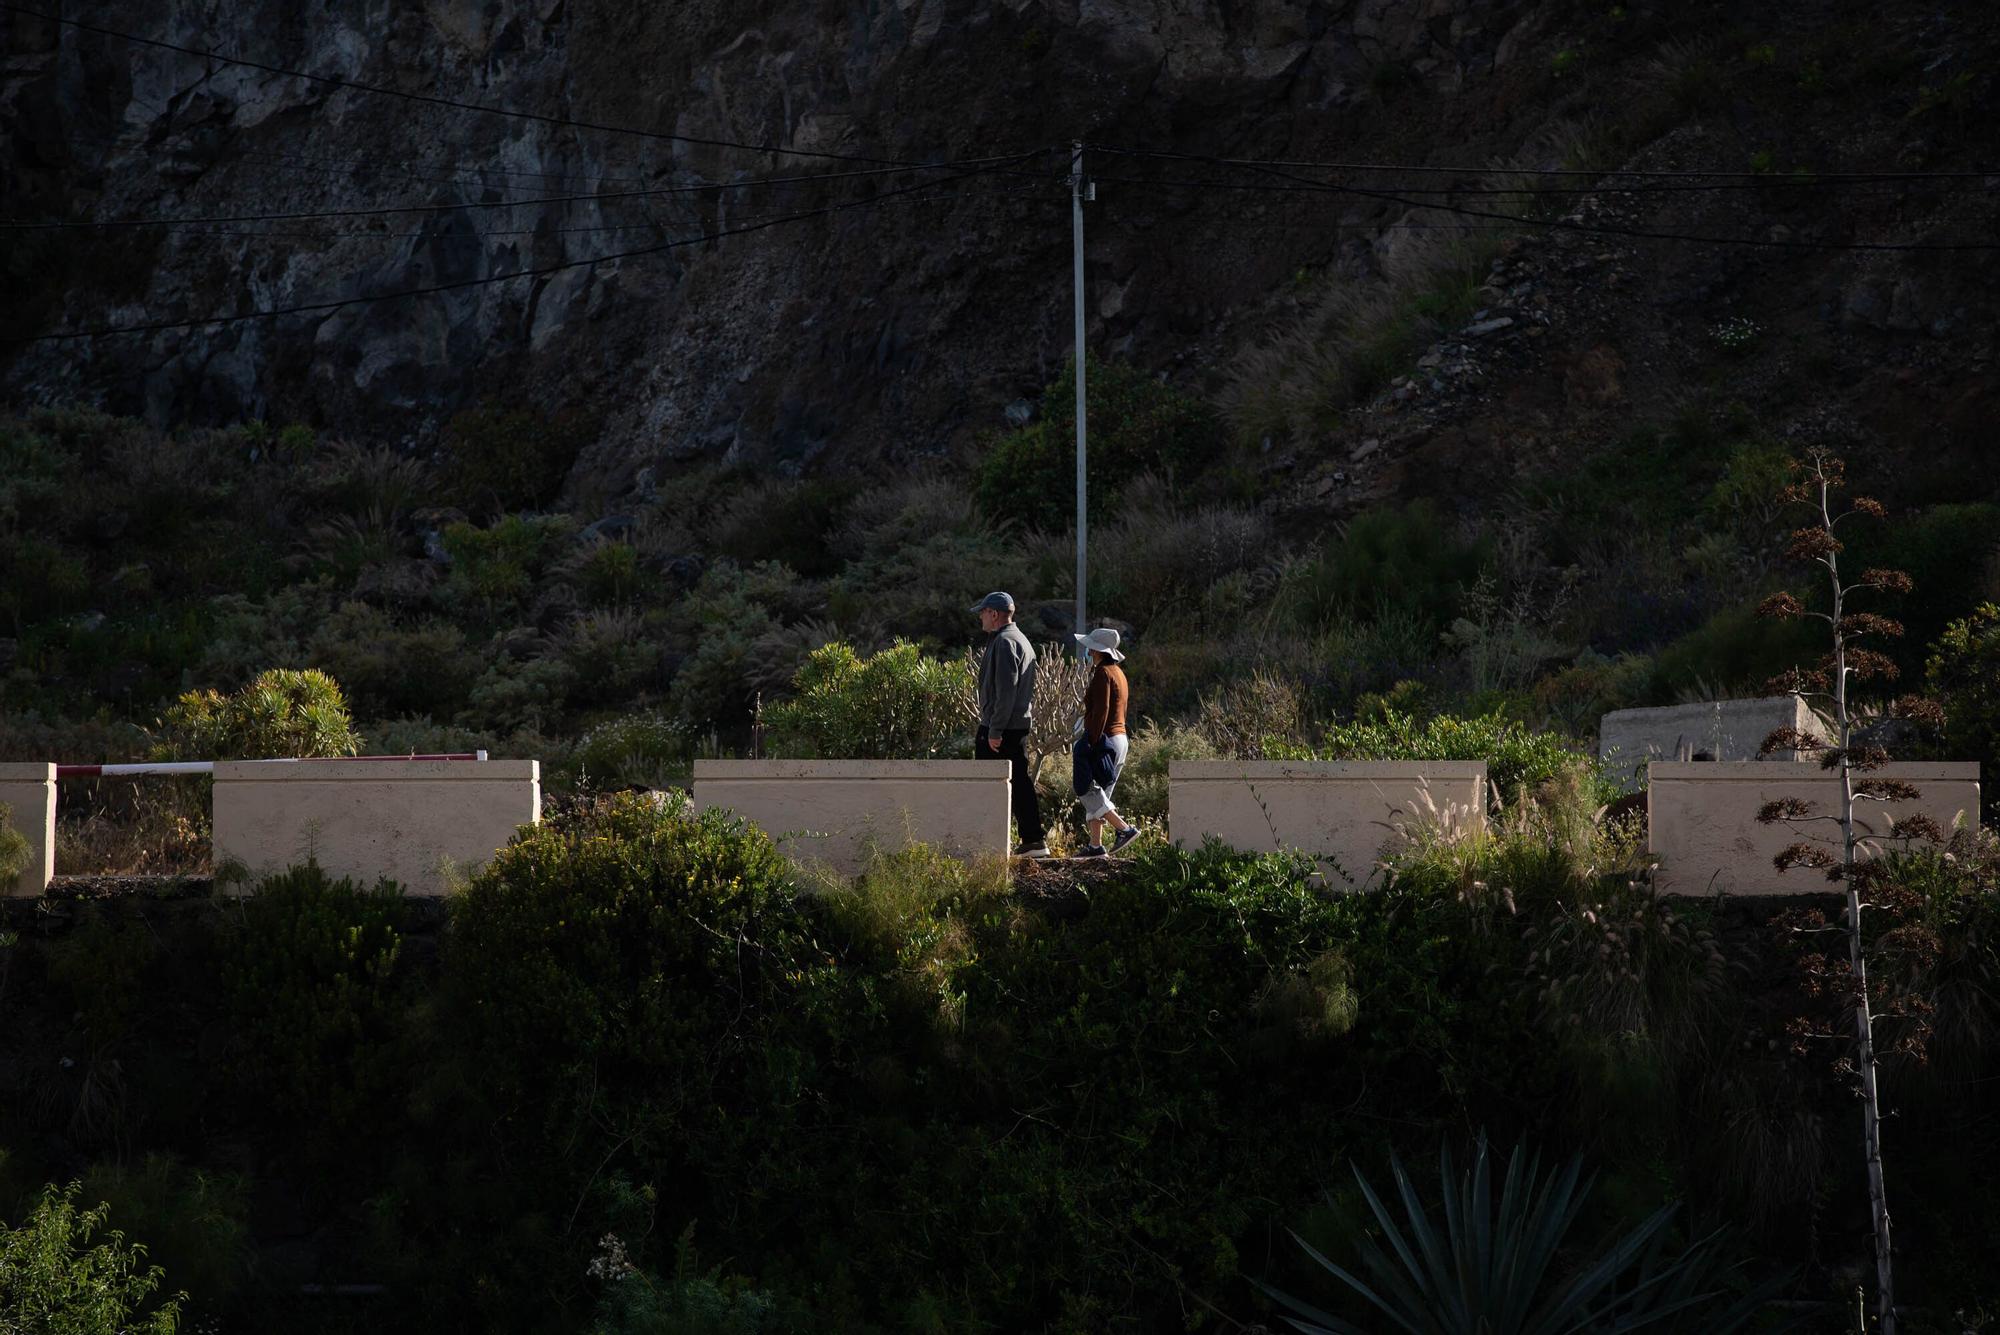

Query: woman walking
<box><xmin>1071</xmin><ymin>627</ymin><xmax>1140</xmax><ymax>858</ymax></box>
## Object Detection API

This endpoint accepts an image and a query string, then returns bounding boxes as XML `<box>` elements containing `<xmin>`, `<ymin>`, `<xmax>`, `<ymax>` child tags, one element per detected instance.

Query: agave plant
<box><xmin>1261</xmin><ymin>1135</ymin><xmax>1793</xmax><ymax>1335</ymax></box>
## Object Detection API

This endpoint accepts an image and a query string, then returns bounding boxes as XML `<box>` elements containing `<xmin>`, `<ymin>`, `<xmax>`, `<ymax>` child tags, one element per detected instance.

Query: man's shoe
<box><xmin>1013</xmin><ymin>842</ymin><xmax>1051</xmax><ymax>859</ymax></box>
<box><xmin>1076</xmin><ymin>844</ymin><xmax>1108</xmax><ymax>858</ymax></box>
<box><xmin>1110</xmin><ymin>824</ymin><xmax>1141</xmax><ymax>854</ymax></box>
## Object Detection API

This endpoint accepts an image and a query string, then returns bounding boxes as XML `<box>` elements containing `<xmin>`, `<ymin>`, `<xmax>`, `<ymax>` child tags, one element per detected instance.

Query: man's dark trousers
<box><xmin>975</xmin><ymin>726</ymin><xmax>1045</xmax><ymax>844</ymax></box>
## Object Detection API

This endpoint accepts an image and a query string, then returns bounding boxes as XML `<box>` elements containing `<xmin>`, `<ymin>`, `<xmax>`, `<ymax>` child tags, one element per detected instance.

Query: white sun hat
<box><xmin>1072</xmin><ymin>627</ymin><xmax>1125</xmax><ymax>661</ymax></box>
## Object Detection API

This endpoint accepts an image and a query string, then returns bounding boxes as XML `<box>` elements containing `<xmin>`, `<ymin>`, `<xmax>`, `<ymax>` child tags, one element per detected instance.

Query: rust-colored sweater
<box><xmin>1083</xmin><ymin>663</ymin><xmax>1128</xmax><ymax>742</ymax></box>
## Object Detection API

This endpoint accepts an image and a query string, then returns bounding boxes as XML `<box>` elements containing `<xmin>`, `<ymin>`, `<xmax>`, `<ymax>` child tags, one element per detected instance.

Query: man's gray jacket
<box><xmin>976</xmin><ymin>623</ymin><xmax>1038</xmax><ymax>732</ymax></box>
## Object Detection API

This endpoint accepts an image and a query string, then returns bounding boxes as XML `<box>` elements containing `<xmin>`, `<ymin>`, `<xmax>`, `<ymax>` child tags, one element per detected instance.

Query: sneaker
<box><xmin>1013</xmin><ymin>842</ymin><xmax>1051</xmax><ymax>859</ymax></box>
<box><xmin>1109</xmin><ymin>824</ymin><xmax>1141</xmax><ymax>854</ymax></box>
<box><xmin>1076</xmin><ymin>844</ymin><xmax>1108</xmax><ymax>858</ymax></box>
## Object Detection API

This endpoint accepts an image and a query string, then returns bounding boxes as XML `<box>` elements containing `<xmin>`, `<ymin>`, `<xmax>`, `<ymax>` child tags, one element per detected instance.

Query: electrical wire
<box><xmin>86</xmin><ymin>184</ymin><xmax>1067</xmax><ymax>242</ymax></box>
<box><xmin>1079</xmin><ymin>160</ymin><xmax>2000</xmax><ymax>252</ymax></box>
<box><xmin>1083</xmin><ymin>140</ymin><xmax>2000</xmax><ymax>182</ymax></box>
<box><xmin>1</xmin><ymin>158</ymin><xmax>1067</xmax><ymax>231</ymax></box>
<box><xmin>8</xmin><ymin>155</ymin><xmax>1042</xmax><ymax>343</ymax></box>
<box><xmin>1</xmin><ymin>4</ymin><xmax>1048</xmax><ymax>170</ymax></box>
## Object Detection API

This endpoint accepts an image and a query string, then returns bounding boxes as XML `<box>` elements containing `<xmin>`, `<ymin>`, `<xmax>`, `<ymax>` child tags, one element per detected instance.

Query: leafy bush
<box><xmin>765</xmin><ymin>641</ymin><xmax>970</xmax><ymax>760</ymax></box>
<box><xmin>559</xmin><ymin>538</ymin><xmax>646</xmax><ymax>607</ymax></box>
<box><xmin>1315</xmin><ymin>707</ymin><xmax>1596</xmax><ymax>803</ymax></box>
<box><xmin>0</xmin><ymin>1182</ymin><xmax>182</xmax><ymax>1334</ymax></box>
<box><xmin>155</xmin><ymin>667</ymin><xmax>360</xmax><ymax>760</ymax></box>
<box><xmin>444</xmin><ymin>791</ymin><xmax>823</xmax><ymax>1213</ymax></box>
<box><xmin>978</xmin><ymin>356</ymin><xmax>1221</xmax><ymax>530</ymax></box>
<box><xmin>1272</xmin><ymin>501</ymin><xmax>1487</xmax><ymax>632</ymax></box>
<box><xmin>1926</xmin><ymin>604</ymin><xmax>2000</xmax><ymax>820</ymax></box>
<box><xmin>306</xmin><ymin>603</ymin><xmax>474</xmax><ymax>719</ymax></box>
<box><xmin>439</xmin><ymin>514</ymin><xmax>577</xmax><ymax>615</ymax></box>
<box><xmin>78</xmin><ymin>1155</ymin><xmax>250</xmax><ymax>1314</ymax></box>
<box><xmin>457</xmin><ymin>656</ymin><xmax>579</xmax><ymax>734</ymax></box>
<box><xmin>570</xmin><ymin>713</ymin><xmax>694</xmax><ymax>790</ymax></box>
<box><xmin>444</xmin><ymin>402</ymin><xmax>592</xmax><ymax>515</ymax></box>
<box><xmin>45</xmin><ymin>911</ymin><xmax>161</xmax><ymax>1050</ymax></box>
<box><xmin>586</xmin><ymin>1226</ymin><xmax>804</xmax><ymax>1334</ymax></box>
<box><xmin>221</xmin><ymin>863</ymin><xmax>409</xmax><ymax>1149</ymax></box>
<box><xmin>1854</xmin><ymin>504</ymin><xmax>2000</xmax><ymax>672</ymax></box>
<box><xmin>553</xmin><ymin>608</ymin><xmax>664</xmax><ymax>707</ymax></box>
<box><xmin>1645</xmin><ymin>605</ymin><xmax>1822</xmax><ymax>704</ymax></box>
<box><xmin>664</xmin><ymin>561</ymin><xmax>821</xmax><ymax>726</ymax></box>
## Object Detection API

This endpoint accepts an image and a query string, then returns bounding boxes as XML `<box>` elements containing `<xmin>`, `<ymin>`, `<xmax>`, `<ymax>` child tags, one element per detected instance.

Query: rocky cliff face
<box><xmin>0</xmin><ymin>1</ymin><xmax>1549</xmax><ymax>468</ymax></box>
<box><xmin>3</xmin><ymin>0</ymin><xmax>1995</xmax><ymax>505</ymax></box>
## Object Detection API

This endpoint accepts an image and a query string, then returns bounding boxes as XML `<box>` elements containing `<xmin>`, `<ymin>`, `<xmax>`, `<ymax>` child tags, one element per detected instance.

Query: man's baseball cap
<box><xmin>969</xmin><ymin>591</ymin><xmax>1016</xmax><ymax>614</ymax></box>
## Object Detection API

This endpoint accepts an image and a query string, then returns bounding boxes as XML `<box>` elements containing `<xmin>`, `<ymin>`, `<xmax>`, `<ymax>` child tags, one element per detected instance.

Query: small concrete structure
<box><xmin>213</xmin><ymin>759</ymin><xmax>540</xmax><ymax>895</ymax></box>
<box><xmin>1168</xmin><ymin>761</ymin><xmax>1489</xmax><ymax>887</ymax></box>
<box><xmin>0</xmin><ymin>763</ymin><xmax>57</xmax><ymax>897</ymax></box>
<box><xmin>692</xmin><ymin>760</ymin><xmax>1010</xmax><ymax>877</ymax></box>
<box><xmin>1648</xmin><ymin>761</ymin><xmax>1981</xmax><ymax>896</ymax></box>
<box><xmin>1599</xmin><ymin>697</ymin><xmax>1832</xmax><ymax>792</ymax></box>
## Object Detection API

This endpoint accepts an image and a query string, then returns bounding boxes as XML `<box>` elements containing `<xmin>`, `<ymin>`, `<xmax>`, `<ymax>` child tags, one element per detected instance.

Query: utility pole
<box><xmin>1071</xmin><ymin>140</ymin><xmax>1090</xmax><ymax>656</ymax></box>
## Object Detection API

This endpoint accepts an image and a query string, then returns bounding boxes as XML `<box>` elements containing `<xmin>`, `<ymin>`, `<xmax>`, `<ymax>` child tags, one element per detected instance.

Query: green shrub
<box><xmin>306</xmin><ymin>604</ymin><xmax>475</xmax><ymax>719</ymax></box>
<box><xmin>978</xmin><ymin>356</ymin><xmax>1221</xmax><ymax>530</ymax></box>
<box><xmin>444</xmin><ymin>402</ymin><xmax>592</xmax><ymax>515</ymax></box>
<box><xmin>570</xmin><ymin>713</ymin><xmax>695</xmax><ymax>790</ymax></box>
<box><xmin>1272</xmin><ymin>501</ymin><xmax>1487</xmax><ymax>631</ymax></box>
<box><xmin>155</xmin><ymin>667</ymin><xmax>360</xmax><ymax>760</ymax></box>
<box><xmin>553</xmin><ymin>608</ymin><xmax>666</xmax><ymax>707</ymax></box>
<box><xmin>765</xmin><ymin>641</ymin><xmax>970</xmax><ymax>759</ymax></box>
<box><xmin>1646</xmin><ymin>604</ymin><xmax>1823</xmax><ymax>702</ymax></box>
<box><xmin>78</xmin><ymin>1156</ymin><xmax>250</xmax><ymax>1314</ymax></box>
<box><xmin>0</xmin><ymin>1182</ymin><xmax>182</xmax><ymax>1334</ymax></box>
<box><xmin>569</xmin><ymin>539</ymin><xmax>646</xmax><ymax>606</ymax></box>
<box><xmin>445</xmin><ymin>791</ymin><xmax>823</xmax><ymax>1194</ymax></box>
<box><xmin>45</xmin><ymin>912</ymin><xmax>160</xmax><ymax>1050</ymax></box>
<box><xmin>710</xmin><ymin>477</ymin><xmax>858</xmax><ymax>580</ymax></box>
<box><xmin>457</xmin><ymin>657</ymin><xmax>579</xmax><ymax>734</ymax></box>
<box><xmin>1849</xmin><ymin>503</ymin><xmax>2000</xmax><ymax>669</ymax></box>
<box><xmin>664</xmin><ymin>561</ymin><xmax>819</xmax><ymax>726</ymax></box>
<box><xmin>1315</xmin><ymin>707</ymin><xmax>1596</xmax><ymax>803</ymax></box>
<box><xmin>221</xmin><ymin>864</ymin><xmax>409</xmax><ymax>1151</ymax></box>
<box><xmin>439</xmin><ymin>514</ymin><xmax>576</xmax><ymax>615</ymax></box>
<box><xmin>0</xmin><ymin>534</ymin><xmax>90</xmax><ymax>633</ymax></box>
<box><xmin>586</xmin><ymin>1226</ymin><xmax>805</xmax><ymax>1334</ymax></box>
<box><xmin>1927</xmin><ymin>604</ymin><xmax>2000</xmax><ymax>820</ymax></box>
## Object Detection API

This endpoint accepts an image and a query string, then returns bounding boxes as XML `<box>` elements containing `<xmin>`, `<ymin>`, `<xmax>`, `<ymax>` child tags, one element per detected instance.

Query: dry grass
<box><xmin>54</xmin><ymin>778</ymin><xmax>211</xmax><ymax>877</ymax></box>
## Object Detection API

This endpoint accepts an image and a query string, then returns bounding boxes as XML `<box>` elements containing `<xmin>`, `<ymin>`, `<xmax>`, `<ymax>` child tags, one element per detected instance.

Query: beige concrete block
<box><xmin>693</xmin><ymin>760</ymin><xmax>1011</xmax><ymax>878</ymax></box>
<box><xmin>213</xmin><ymin>759</ymin><xmax>540</xmax><ymax>895</ymax></box>
<box><xmin>1647</xmin><ymin>761</ymin><xmax>1981</xmax><ymax>896</ymax></box>
<box><xmin>0</xmin><ymin>763</ymin><xmax>57</xmax><ymax>897</ymax></box>
<box><xmin>1599</xmin><ymin>696</ymin><xmax>1832</xmax><ymax>791</ymax></box>
<box><xmin>1169</xmin><ymin>761</ymin><xmax>1488</xmax><ymax>887</ymax></box>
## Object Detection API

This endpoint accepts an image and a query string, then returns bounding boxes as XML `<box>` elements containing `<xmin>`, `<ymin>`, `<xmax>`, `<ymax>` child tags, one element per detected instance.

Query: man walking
<box><xmin>971</xmin><ymin>591</ymin><xmax>1048</xmax><ymax>858</ymax></box>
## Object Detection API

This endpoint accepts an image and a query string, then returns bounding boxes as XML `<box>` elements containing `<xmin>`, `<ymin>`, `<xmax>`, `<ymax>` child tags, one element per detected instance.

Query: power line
<box><xmin>3</xmin><ymin>4</ymin><xmax>1052</xmax><ymax>169</ymax></box>
<box><xmin>81</xmin><ymin>184</ymin><xmax>1066</xmax><ymax>242</ymax></box>
<box><xmin>63</xmin><ymin>128</ymin><xmax>680</xmax><ymax>193</ymax></box>
<box><xmin>1084</xmin><ymin>141</ymin><xmax>2000</xmax><ymax>182</ymax></box>
<box><xmin>8</xmin><ymin>157</ymin><xmax>1039</xmax><ymax>343</ymax></box>
<box><xmin>1082</xmin><ymin>158</ymin><xmax>2000</xmax><ymax>252</ymax></box>
<box><xmin>1</xmin><ymin>158</ymin><xmax>1064</xmax><ymax>231</ymax></box>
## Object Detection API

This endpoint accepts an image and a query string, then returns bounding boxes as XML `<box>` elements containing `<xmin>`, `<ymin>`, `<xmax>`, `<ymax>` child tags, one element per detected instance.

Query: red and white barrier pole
<box><xmin>55</xmin><ymin>751</ymin><xmax>488</xmax><ymax>778</ymax></box>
